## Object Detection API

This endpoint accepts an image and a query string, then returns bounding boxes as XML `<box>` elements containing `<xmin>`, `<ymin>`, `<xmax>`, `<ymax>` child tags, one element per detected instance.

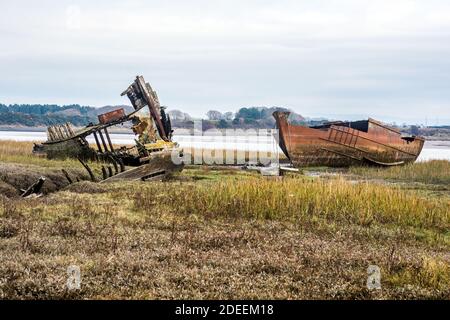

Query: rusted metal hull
<box><xmin>98</xmin><ymin>108</ymin><xmax>126</xmax><ymax>124</ymax></box>
<box><xmin>273</xmin><ymin>111</ymin><xmax>425</xmax><ymax>167</ymax></box>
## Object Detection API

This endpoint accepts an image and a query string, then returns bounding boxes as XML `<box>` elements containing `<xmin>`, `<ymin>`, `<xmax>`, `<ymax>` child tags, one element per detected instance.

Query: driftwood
<box><xmin>21</xmin><ymin>177</ymin><xmax>46</xmax><ymax>197</ymax></box>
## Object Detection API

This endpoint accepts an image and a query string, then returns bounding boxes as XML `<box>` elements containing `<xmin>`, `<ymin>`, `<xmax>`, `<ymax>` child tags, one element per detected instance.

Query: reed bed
<box><xmin>134</xmin><ymin>176</ymin><xmax>450</xmax><ymax>232</ymax></box>
<box><xmin>350</xmin><ymin>160</ymin><xmax>450</xmax><ymax>185</ymax></box>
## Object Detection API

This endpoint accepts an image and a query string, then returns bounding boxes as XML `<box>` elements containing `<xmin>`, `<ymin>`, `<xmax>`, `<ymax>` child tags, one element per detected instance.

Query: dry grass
<box><xmin>0</xmin><ymin>140</ymin><xmax>126</xmax><ymax>168</ymax></box>
<box><xmin>132</xmin><ymin>177</ymin><xmax>450</xmax><ymax>232</ymax></box>
<box><xmin>0</xmin><ymin>180</ymin><xmax>448</xmax><ymax>299</ymax></box>
<box><xmin>0</xmin><ymin>141</ymin><xmax>112</xmax><ymax>193</ymax></box>
<box><xmin>0</xmin><ymin>140</ymin><xmax>82</xmax><ymax>168</ymax></box>
<box><xmin>350</xmin><ymin>160</ymin><xmax>450</xmax><ymax>185</ymax></box>
<box><xmin>386</xmin><ymin>257</ymin><xmax>450</xmax><ymax>292</ymax></box>
<box><xmin>0</xmin><ymin>141</ymin><xmax>449</xmax><ymax>299</ymax></box>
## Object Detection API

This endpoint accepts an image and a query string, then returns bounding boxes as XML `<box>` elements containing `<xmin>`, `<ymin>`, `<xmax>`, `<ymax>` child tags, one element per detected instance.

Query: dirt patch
<box><xmin>0</xmin><ymin>181</ymin><xmax>19</xmax><ymax>198</ymax></box>
<box><xmin>0</xmin><ymin>162</ymin><xmax>89</xmax><ymax>195</ymax></box>
<box><xmin>64</xmin><ymin>181</ymin><xmax>108</xmax><ymax>194</ymax></box>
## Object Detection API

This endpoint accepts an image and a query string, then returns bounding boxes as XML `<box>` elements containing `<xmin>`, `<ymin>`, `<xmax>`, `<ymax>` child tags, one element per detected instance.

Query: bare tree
<box><xmin>168</xmin><ymin>109</ymin><xmax>191</xmax><ymax>121</ymax></box>
<box><xmin>206</xmin><ymin>110</ymin><xmax>223</xmax><ymax>121</ymax></box>
<box><xmin>223</xmin><ymin>112</ymin><xmax>234</xmax><ymax>120</ymax></box>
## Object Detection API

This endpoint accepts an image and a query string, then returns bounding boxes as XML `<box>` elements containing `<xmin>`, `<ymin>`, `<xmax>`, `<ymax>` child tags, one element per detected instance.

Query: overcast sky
<box><xmin>1</xmin><ymin>0</ymin><xmax>450</xmax><ymax>124</ymax></box>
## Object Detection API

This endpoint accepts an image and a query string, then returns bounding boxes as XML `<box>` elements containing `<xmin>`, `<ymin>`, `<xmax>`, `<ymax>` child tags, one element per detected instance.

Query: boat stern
<box><xmin>273</xmin><ymin>111</ymin><xmax>291</xmax><ymax>160</ymax></box>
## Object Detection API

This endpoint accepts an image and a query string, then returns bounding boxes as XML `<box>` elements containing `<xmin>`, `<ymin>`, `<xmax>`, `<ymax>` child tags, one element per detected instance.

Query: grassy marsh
<box><xmin>137</xmin><ymin>177</ymin><xmax>449</xmax><ymax>231</ymax></box>
<box><xmin>0</xmin><ymin>140</ymin><xmax>449</xmax><ymax>299</ymax></box>
<box><xmin>350</xmin><ymin>160</ymin><xmax>450</xmax><ymax>186</ymax></box>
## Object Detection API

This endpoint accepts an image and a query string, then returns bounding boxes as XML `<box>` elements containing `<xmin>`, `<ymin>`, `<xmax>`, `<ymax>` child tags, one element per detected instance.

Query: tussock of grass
<box><xmin>134</xmin><ymin>177</ymin><xmax>450</xmax><ymax>232</ymax></box>
<box><xmin>350</xmin><ymin>160</ymin><xmax>450</xmax><ymax>185</ymax></box>
<box><xmin>386</xmin><ymin>257</ymin><xmax>450</xmax><ymax>292</ymax></box>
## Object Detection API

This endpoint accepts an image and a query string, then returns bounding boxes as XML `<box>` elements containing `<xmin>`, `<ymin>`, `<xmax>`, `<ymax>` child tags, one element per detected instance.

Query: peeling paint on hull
<box><xmin>273</xmin><ymin>111</ymin><xmax>425</xmax><ymax>167</ymax></box>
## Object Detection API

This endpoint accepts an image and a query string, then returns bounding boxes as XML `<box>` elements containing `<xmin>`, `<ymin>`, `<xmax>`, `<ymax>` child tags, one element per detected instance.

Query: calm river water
<box><xmin>0</xmin><ymin>130</ymin><xmax>449</xmax><ymax>162</ymax></box>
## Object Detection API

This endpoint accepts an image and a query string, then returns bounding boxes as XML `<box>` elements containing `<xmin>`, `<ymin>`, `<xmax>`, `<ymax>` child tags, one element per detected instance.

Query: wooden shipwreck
<box><xmin>273</xmin><ymin>111</ymin><xmax>424</xmax><ymax>167</ymax></box>
<box><xmin>33</xmin><ymin>76</ymin><xmax>184</xmax><ymax>181</ymax></box>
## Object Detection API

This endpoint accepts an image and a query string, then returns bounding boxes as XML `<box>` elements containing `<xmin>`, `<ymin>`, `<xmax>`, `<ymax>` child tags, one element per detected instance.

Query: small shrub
<box><xmin>0</xmin><ymin>195</ymin><xmax>21</xmax><ymax>218</ymax></box>
<box><xmin>0</xmin><ymin>219</ymin><xmax>19</xmax><ymax>238</ymax></box>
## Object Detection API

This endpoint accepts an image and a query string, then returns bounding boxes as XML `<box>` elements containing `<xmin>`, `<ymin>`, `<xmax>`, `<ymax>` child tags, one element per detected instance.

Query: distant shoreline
<box><xmin>0</xmin><ymin>126</ymin><xmax>46</xmax><ymax>132</ymax></box>
<box><xmin>1</xmin><ymin>126</ymin><xmax>449</xmax><ymax>140</ymax></box>
<box><xmin>0</xmin><ymin>126</ymin><xmax>131</xmax><ymax>134</ymax></box>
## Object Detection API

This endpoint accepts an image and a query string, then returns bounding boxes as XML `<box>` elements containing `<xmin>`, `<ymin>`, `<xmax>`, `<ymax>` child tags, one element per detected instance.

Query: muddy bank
<box><xmin>0</xmin><ymin>163</ymin><xmax>90</xmax><ymax>197</ymax></box>
<box><xmin>63</xmin><ymin>181</ymin><xmax>109</xmax><ymax>194</ymax></box>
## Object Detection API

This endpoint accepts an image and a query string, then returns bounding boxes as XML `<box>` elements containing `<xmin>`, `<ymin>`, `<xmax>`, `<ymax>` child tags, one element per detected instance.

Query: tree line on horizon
<box><xmin>0</xmin><ymin>103</ymin><xmax>97</xmax><ymax>126</ymax></box>
<box><xmin>0</xmin><ymin>103</ymin><xmax>309</xmax><ymax>129</ymax></box>
<box><xmin>0</xmin><ymin>103</ymin><xmax>447</xmax><ymax>137</ymax></box>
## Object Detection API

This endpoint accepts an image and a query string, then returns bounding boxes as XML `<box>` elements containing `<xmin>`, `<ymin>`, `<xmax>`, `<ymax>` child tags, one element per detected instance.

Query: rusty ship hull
<box><xmin>273</xmin><ymin>111</ymin><xmax>425</xmax><ymax>167</ymax></box>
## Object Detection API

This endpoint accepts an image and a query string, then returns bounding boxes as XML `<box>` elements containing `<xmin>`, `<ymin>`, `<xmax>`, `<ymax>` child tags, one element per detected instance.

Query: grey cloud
<box><xmin>0</xmin><ymin>0</ymin><xmax>450</xmax><ymax>124</ymax></box>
